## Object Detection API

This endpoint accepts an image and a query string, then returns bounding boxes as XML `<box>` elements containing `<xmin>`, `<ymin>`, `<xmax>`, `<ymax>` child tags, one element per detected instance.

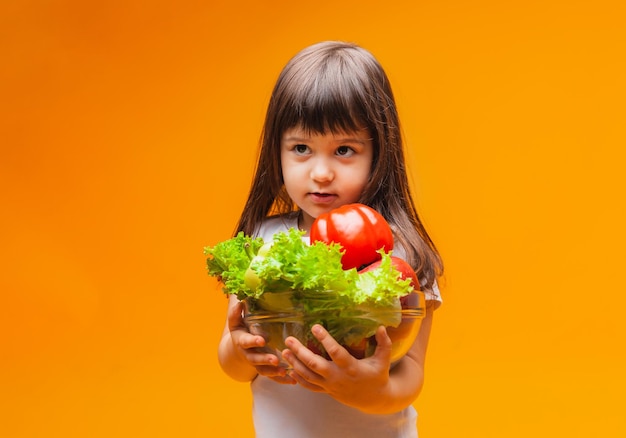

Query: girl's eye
<box><xmin>294</xmin><ymin>144</ymin><xmax>309</xmax><ymax>154</ymax></box>
<box><xmin>336</xmin><ymin>146</ymin><xmax>355</xmax><ymax>157</ymax></box>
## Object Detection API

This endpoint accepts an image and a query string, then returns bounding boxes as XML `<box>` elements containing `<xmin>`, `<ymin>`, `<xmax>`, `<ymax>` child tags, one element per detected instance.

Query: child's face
<box><xmin>280</xmin><ymin>125</ymin><xmax>373</xmax><ymax>233</ymax></box>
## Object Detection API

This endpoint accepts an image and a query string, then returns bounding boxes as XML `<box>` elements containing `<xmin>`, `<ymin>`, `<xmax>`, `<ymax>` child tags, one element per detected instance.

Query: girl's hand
<box><xmin>281</xmin><ymin>324</ymin><xmax>393</xmax><ymax>409</ymax></box>
<box><xmin>226</xmin><ymin>301</ymin><xmax>296</xmax><ymax>384</ymax></box>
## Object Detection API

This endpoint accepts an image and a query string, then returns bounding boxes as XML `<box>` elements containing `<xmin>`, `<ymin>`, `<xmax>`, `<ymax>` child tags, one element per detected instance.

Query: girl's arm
<box><xmin>281</xmin><ymin>303</ymin><xmax>435</xmax><ymax>414</ymax></box>
<box><xmin>218</xmin><ymin>295</ymin><xmax>296</xmax><ymax>383</ymax></box>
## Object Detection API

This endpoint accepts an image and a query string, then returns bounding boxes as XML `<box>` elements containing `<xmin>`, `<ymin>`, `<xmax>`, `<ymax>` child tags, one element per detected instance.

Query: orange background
<box><xmin>1</xmin><ymin>1</ymin><xmax>625</xmax><ymax>436</ymax></box>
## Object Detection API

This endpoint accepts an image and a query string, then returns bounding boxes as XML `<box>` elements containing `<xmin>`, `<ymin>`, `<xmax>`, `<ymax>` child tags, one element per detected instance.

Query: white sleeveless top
<box><xmin>250</xmin><ymin>213</ymin><xmax>441</xmax><ymax>437</ymax></box>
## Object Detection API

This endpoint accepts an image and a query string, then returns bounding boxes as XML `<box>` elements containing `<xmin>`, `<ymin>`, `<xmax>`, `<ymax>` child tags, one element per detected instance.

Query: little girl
<box><xmin>217</xmin><ymin>41</ymin><xmax>443</xmax><ymax>437</ymax></box>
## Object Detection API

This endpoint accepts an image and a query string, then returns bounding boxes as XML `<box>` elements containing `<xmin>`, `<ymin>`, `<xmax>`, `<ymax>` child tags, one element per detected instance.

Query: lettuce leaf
<box><xmin>204</xmin><ymin>232</ymin><xmax>263</xmax><ymax>299</ymax></box>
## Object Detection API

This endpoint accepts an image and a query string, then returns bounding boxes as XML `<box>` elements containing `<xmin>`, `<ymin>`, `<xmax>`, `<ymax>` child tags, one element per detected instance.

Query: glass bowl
<box><xmin>243</xmin><ymin>289</ymin><xmax>426</xmax><ymax>368</ymax></box>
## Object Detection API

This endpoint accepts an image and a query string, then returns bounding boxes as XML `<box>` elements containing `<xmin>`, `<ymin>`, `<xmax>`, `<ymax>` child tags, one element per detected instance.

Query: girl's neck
<box><xmin>297</xmin><ymin>210</ymin><xmax>312</xmax><ymax>236</ymax></box>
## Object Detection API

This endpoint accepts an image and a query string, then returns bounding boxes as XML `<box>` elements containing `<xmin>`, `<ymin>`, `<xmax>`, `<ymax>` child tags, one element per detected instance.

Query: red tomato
<box><xmin>310</xmin><ymin>203</ymin><xmax>394</xmax><ymax>270</ymax></box>
<box><xmin>358</xmin><ymin>255</ymin><xmax>420</xmax><ymax>306</ymax></box>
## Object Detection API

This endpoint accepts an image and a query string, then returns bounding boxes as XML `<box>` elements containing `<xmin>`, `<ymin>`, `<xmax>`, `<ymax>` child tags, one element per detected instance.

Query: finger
<box><xmin>233</xmin><ymin>330</ymin><xmax>266</xmax><ymax>349</ymax></box>
<box><xmin>372</xmin><ymin>325</ymin><xmax>392</xmax><ymax>364</ymax></box>
<box><xmin>267</xmin><ymin>373</ymin><xmax>298</xmax><ymax>385</ymax></box>
<box><xmin>282</xmin><ymin>341</ymin><xmax>326</xmax><ymax>382</ymax></box>
<box><xmin>227</xmin><ymin>300</ymin><xmax>245</xmax><ymax>331</ymax></box>
<box><xmin>282</xmin><ymin>337</ymin><xmax>316</xmax><ymax>366</ymax></box>
<box><xmin>310</xmin><ymin>324</ymin><xmax>353</xmax><ymax>368</ymax></box>
<box><xmin>286</xmin><ymin>369</ymin><xmax>326</xmax><ymax>392</ymax></box>
<box><xmin>228</xmin><ymin>301</ymin><xmax>268</xmax><ymax>349</ymax></box>
<box><xmin>255</xmin><ymin>363</ymin><xmax>293</xmax><ymax>380</ymax></box>
<box><xmin>244</xmin><ymin>349</ymin><xmax>281</xmax><ymax>367</ymax></box>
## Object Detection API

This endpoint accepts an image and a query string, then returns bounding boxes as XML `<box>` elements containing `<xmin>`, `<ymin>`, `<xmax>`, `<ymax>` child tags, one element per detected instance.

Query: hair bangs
<box><xmin>276</xmin><ymin>56</ymin><xmax>371</xmax><ymax>136</ymax></box>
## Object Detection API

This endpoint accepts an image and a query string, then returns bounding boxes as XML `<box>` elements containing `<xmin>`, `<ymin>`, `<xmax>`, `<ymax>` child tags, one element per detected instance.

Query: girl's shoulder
<box><xmin>254</xmin><ymin>211</ymin><xmax>300</xmax><ymax>241</ymax></box>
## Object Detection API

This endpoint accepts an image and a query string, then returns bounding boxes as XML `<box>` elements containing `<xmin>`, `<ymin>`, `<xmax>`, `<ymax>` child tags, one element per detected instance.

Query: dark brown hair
<box><xmin>235</xmin><ymin>41</ymin><xmax>443</xmax><ymax>289</ymax></box>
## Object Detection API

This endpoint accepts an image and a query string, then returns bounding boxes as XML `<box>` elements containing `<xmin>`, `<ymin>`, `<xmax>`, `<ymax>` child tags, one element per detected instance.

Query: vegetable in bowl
<box><xmin>204</xmin><ymin>204</ymin><xmax>426</xmax><ymax>364</ymax></box>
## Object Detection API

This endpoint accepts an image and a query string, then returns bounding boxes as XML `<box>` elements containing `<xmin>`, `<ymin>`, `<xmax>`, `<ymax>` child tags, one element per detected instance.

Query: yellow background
<box><xmin>2</xmin><ymin>1</ymin><xmax>625</xmax><ymax>436</ymax></box>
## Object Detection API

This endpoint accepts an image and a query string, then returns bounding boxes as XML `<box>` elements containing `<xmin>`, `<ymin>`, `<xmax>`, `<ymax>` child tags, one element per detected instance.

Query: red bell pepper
<box><xmin>310</xmin><ymin>203</ymin><xmax>394</xmax><ymax>270</ymax></box>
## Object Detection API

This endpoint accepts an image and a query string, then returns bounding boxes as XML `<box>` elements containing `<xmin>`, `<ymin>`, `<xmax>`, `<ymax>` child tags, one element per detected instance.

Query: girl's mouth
<box><xmin>309</xmin><ymin>192</ymin><xmax>336</xmax><ymax>204</ymax></box>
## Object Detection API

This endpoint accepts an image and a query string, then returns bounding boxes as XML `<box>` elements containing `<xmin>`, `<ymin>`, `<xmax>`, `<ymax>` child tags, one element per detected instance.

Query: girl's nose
<box><xmin>310</xmin><ymin>159</ymin><xmax>334</xmax><ymax>182</ymax></box>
